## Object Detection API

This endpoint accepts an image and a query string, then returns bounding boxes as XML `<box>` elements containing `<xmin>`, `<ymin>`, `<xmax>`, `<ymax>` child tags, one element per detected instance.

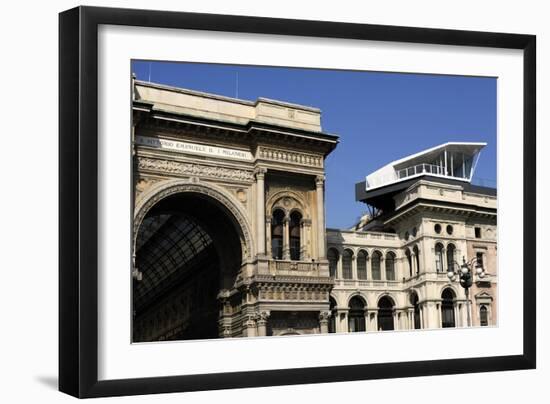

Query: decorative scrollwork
<box><xmin>137</xmin><ymin>157</ymin><xmax>254</xmax><ymax>182</ymax></box>
<box><xmin>133</xmin><ymin>179</ymin><xmax>255</xmax><ymax>259</ymax></box>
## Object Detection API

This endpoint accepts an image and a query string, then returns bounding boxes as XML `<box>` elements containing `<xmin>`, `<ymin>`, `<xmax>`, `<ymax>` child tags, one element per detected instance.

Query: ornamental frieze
<box><xmin>137</xmin><ymin>157</ymin><xmax>255</xmax><ymax>182</ymax></box>
<box><xmin>258</xmin><ymin>146</ymin><xmax>323</xmax><ymax>167</ymax></box>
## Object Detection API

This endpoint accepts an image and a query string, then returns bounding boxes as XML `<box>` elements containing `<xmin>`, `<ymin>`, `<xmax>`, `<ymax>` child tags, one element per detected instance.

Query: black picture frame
<box><xmin>59</xmin><ymin>5</ymin><xmax>536</xmax><ymax>398</ymax></box>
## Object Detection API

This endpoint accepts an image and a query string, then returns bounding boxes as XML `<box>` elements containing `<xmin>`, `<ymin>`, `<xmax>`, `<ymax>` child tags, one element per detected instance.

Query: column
<box><xmin>352</xmin><ymin>253</ymin><xmax>358</xmax><ymax>280</ymax></box>
<box><xmin>300</xmin><ymin>220</ymin><xmax>305</xmax><ymax>260</ymax></box>
<box><xmin>265</xmin><ymin>216</ymin><xmax>272</xmax><ymax>258</ymax></box>
<box><xmin>412</xmin><ymin>253</ymin><xmax>417</xmax><ymax>276</ymax></box>
<box><xmin>460</xmin><ymin>303</ymin><xmax>468</xmax><ymax>328</ymax></box>
<box><xmin>302</xmin><ymin>219</ymin><xmax>311</xmax><ymax>260</ymax></box>
<box><xmin>257</xmin><ymin>311</ymin><xmax>270</xmax><ymax>337</ymax></box>
<box><xmin>393</xmin><ymin>311</ymin><xmax>399</xmax><ymax>330</ymax></box>
<box><xmin>364</xmin><ymin>309</ymin><xmax>371</xmax><ymax>331</ymax></box>
<box><xmin>319</xmin><ymin>311</ymin><xmax>331</xmax><ymax>334</ymax></box>
<box><xmin>255</xmin><ymin>168</ymin><xmax>267</xmax><ymax>256</ymax></box>
<box><xmin>337</xmin><ymin>309</ymin><xmax>348</xmax><ymax>333</ymax></box>
<box><xmin>283</xmin><ymin>217</ymin><xmax>290</xmax><ymax>260</ymax></box>
<box><xmin>366</xmin><ymin>256</ymin><xmax>372</xmax><ymax>280</ymax></box>
<box><xmin>337</xmin><ymin>251</ymin><xmax>343</xmax><ymax>279</ymax></box>
<box><xmin>315</xmin><ymin>175</ymin><xmax>326</xmax><ymax>259</ymax></box>
<box><xmin>425</xmin><ymin>302</ymin><xmax>439</xmax><ymax>329</ymax></box>
<box><xmin>244</xmin><ymin>315</ymin><xmax>257</xmax><ymax>338</ymax></box>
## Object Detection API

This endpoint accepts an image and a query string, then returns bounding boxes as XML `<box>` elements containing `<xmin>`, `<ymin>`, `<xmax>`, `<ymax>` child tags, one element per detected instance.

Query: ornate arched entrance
<box><xmin>132</xmin><ymin>180</ymin><xmax>253</xmax><ymax>342</ymax></box>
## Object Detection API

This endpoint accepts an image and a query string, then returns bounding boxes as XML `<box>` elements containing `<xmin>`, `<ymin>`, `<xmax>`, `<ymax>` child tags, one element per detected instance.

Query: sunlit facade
<box><xmin>131</xmin><ymin>79</ymin><xmax>497</xmax><ymax>341</ymax></box>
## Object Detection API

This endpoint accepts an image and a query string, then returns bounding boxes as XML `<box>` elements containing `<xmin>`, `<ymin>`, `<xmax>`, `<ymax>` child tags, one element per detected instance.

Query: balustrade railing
<box><xmin>269</xmin><ymin>260</ymin><xmax>321</xmax><ymax>275</ymax></box>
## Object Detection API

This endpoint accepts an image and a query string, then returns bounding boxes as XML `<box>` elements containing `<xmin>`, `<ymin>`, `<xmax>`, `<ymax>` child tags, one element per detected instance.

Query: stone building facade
<box><xmin>131</xmin><ymin>79</ymin><xmax>497</xmax><ymax>342</ymax></box>
<box><xmin>327</xmin><ymin>178</ymin><xmax>497</xmax><ymax>333</ymax></box>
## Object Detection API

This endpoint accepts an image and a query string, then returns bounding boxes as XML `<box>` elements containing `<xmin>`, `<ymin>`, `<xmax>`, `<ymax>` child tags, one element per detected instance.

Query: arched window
<box><xmin>480</xmin><ymin>305</ymin><xmax>489</xmax><ymax>326</ymax></box>
<box><xmin>329</xmin><ymin>297</ymin><xmax>337</xmax><ymax>333</ymax></box>
<box><xmin>357</xmin><ymin>250</ymin><xmax>368</xmax><ymax>280</ymax></box>
<box><xmin>327</xmin><ymin>248</ymin><xmax>339</xmax><ymax>278</ymax></box>
<box><xmin>413</xmin><ymin>245</ymin><xmax>420</xmax><ymax>274</ymax></box>
<box><xmin>377</xmin><ymin>296</ymin><xmax>395</xmax><ymax>331</ymax></box>
<box><xmin>271</xmin><ymin>210</ymin><xmax>285</xmax><ymax>260</ymax></box>
<box><xmin>441</xmin><ymin>288</ymin><xmax>456</xmax><ymax>328</ymax></box>
<box><xmin>342</xmin><ymin>249</ymin><xmax>353</xmax><ymax>279</ymax></box>
<box><xmin>409</xmin><ymin>292</ymin><xmax>421</xmax><ymax>329</ymax></box>
<box><xmin>435</xmin><ymin>243</ymin><xmax>444</xmax><ymax>272</ymax></box>
<box><xmin>446</xmin><ymin>243</ymin><xmax>456</xmax><ymax>272</ymax></box>
<box><xmin>289</xmin><ymin>211</ymin><xmax>302</xmax><ymax>261</ymax></box>
<box><xmin>371</xmin><ymin>251</ymin><xmax>382</xmax><ymax>280</ymax></box>
<box><xmin>348</xmin><ymin>296</ymin><xmax>366</xmax><ymax>332</ymax></box>
<box><xmin>405</xmin><ymin>249</ymin><xmax>413</xmax><ymax>278</ymax></box>
<box><xmin>385</xmin><ymin>251</ymin><xmax>396</xmax><ymax>280</ymax></box>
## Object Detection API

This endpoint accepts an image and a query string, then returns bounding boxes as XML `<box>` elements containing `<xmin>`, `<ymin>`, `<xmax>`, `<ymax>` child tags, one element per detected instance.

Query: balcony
<box><xmin>268</xmin><ymin>260</ymin><xmax>321</xmax><ymax>276</ymax></box>
<box><xmin>396</xmin><ymin>163</ymin><xmax>445</xmax><ymax>180</ymax></box>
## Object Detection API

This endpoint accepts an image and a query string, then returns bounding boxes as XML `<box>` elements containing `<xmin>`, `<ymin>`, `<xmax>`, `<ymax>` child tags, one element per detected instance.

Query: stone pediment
<box><xmin>474</xmin><ymin>291</ymin><xmax>493</xmax><ymax>301</ymax></box>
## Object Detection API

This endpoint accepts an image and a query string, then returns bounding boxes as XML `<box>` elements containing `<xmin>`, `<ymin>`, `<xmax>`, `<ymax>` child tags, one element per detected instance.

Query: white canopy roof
<box><xmin>365</xmin><ymin>142</ymin><xmax>486</xmax><ymax>191</ymax></box>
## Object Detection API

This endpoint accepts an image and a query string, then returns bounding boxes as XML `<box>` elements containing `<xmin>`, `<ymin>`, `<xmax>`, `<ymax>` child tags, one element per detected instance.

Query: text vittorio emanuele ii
<box><xmin>135</xmin><ymin>135</ymin><xmax>252</xmax><ymax>161</ymax></box>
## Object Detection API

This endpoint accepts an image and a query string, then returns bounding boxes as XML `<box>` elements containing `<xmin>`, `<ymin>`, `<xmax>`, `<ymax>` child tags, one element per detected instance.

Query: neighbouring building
<box><xmin>131</xmin><ymin>79</ymin><xmax>497</xmax><ymax>342</ymax></box>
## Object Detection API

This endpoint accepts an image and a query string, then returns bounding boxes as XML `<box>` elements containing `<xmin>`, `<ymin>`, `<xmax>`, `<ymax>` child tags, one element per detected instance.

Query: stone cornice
<box><xmin>134</xmin><ymin>106</ymin><xmax>338</xmax><ymax>157</ymax></box>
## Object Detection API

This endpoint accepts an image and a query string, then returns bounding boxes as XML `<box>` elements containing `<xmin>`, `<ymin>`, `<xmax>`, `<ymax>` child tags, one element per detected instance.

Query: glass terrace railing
<box><xmin>396</xmin><ymin>163</ymin><xmax>445</xmax><ymax>179</ymax></box>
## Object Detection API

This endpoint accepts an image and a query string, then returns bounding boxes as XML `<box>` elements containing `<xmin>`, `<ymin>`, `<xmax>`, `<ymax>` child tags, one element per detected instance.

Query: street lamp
<box><xmin>446</xmin><ymin>256</ymin><xmax>485</xmax><ymax>327</ymax></box>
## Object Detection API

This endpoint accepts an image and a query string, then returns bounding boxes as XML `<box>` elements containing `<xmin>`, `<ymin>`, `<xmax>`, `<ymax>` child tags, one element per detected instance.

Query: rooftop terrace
<box><xmin>365</xmin><ymin>142</ymin><xmax>486</xmax><ymax>191</ymax></box>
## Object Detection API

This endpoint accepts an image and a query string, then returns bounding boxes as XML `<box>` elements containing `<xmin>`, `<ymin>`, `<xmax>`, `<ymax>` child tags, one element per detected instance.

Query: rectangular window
<box><xmin>476</xmin><ymin>252</ymin><xmax>484</xmax><ymax>268</ymax></box>
<box><xmin>475</xmin><ymin>227</ymin><xmax>482</xmax><ymax>238</ymax></box>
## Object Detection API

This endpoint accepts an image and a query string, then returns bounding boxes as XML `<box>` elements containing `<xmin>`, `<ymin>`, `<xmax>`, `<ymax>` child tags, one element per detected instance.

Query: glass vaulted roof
<box><xmin>134</xmin><ymin>214</ymin><xmax>213</xmax><ymax>310</ymax></box>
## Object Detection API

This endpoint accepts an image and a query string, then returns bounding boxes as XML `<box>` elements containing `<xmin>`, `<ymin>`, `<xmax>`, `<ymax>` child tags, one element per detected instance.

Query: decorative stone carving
<box><xmin>254</xmin><ymin>166</ymin><xmax>267</xmax><ymax>180</ymax></box>
<box><xmin>134</xmin><ymin>180</ymin><xmax>255</xmax><ymax>259</ymax></box>
<box><xmin>135</xmin><ymin>177</ymin><xmax>159</xmax><ymax>195</ymax></box>
<box><xmin>315</xmin><ymin>175</ymin><xmax>325</xmax><ymax>187</ymax></box>
<box><xmin>137</xmin><ymin>157</ymin><xmax>254</xmax><ymax>182</ymax></box>
<box><xmin>256</xmin><ymin>311</ymin><xmax>271</xmax><ymax>323</ymax></box>
<box><xmin>236</xmin><ymin>189</ymin><xmax>247</xmax><ymax>202</ymax></box>
<box><xmin>257</xmin><ymin>146</ymin><xmax>323</xmax><ymax>167</ymax></box>
<box><xmin>319</xmin><ymin>311</ymin><xmax>332</xmax><ymax>321</ymax></box>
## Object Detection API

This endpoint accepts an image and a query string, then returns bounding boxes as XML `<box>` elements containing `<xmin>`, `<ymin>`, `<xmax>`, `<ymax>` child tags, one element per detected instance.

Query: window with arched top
<box><xmin>289</xmin><ymin>211</ymin><xmax>302</xmax><ymax>261</ymax></box>
<box><xmin>327</xmin><ymin>248</ymin><xmax>339</xmax><ymax>278</ymax></box>
<box><xmin>348</xmin><ymin>296</ymin><xmax>366</xmax><ymax>332</ymax></box>
<box><xmin>371</xmin><ymin>251</ymin><xmax>382</xmax><ymax>280</ymax></box>
<box><xmin>377</xmin><ymin>296</ymin><xmax>395</xmax><ymax>331</ymax></box>
<box><xmin>413</xmin><ymin>245</ymin><xmax>420</xmax><ymax>274</ymax></box>
<box><xmin>342</xmin><ymin>249</ymin><xmax>353</xmax><ymax>279</ymax></box>
<box><xmin>435</xmin><ymin>243</ymin><xmax>444</xmax><ymax>272</ymax></box>
<box><xmin>271</xmin><ymin>209</ymin><xmax>285</xmax><ymax>260</ymax></box>
<box><xmin>480</xmin><ymin>305</ymin><xmax>489</xmax><ymax>326</ymax></box>
<box><xmin>385</xmin><ymin>251</ymin><xmax>396</xmax><ymax>280</ymax></box>
<box><xmin>441</xmin><ymin>288</ymin><xmax>456</xmax><ymax>328</ymax></box>
<box><xmin>357</xmin><ymin>250</ymin><xmax>368</xmax><ymax>280</ymax></box>
<box><xmin>405</xmin><ymin>249</ymin><xmax>413</xmax><ymax>278</ymax></box>
<box><xmin>446</xmin><ymin>243</ymin><xmax>456</xmax><ymax>272</ymax></box>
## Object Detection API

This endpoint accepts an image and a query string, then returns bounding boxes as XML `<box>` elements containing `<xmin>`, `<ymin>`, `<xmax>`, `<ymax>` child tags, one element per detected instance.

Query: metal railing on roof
<box><xmin>396</xmin><ymin>163</ymin><xmax>443</xmax><ymax>179</ymax></box>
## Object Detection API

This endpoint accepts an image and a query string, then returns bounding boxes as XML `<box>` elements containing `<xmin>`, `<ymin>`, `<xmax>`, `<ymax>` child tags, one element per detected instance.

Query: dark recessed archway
<box><xmin>133</xmin><ymin>191</ymin><xmax>244</xmax><ymax>342</ymax></box>
<box><xmin>377</xmin><ymin>296</ymin><xmax>395</xmax><ymax>331</ymax></box>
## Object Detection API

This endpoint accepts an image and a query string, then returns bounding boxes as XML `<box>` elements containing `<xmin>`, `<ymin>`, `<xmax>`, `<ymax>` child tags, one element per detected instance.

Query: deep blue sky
<box><xmin>132</xmin><ymin>61</ymin><xmax>497</xmax><ymax>229</ymax></box>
